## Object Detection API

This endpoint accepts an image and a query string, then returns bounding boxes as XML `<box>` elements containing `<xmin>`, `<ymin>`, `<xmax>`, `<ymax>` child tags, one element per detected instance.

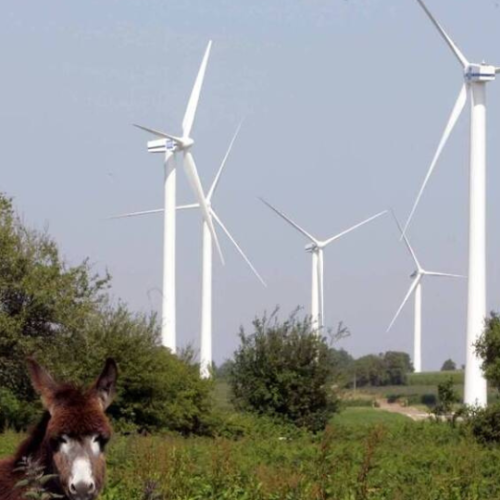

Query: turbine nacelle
<box><xmin>410</xmin><ymin>270</ymin><xmax>420</xmax><ymax>279</ymax></box>
<box><xmin>146</xmin><ymin>136</ymin><xmax>194</xmax><ymax>154</ymax></box>
<box><xmin>464</xmin><ymin>63</ymin><xmax>496</xmax><ymax>83</ymax></box>
<box><xmin>147</xmin><ymin>138</ymin><xmax>177</xmax><ymax>154</ymax></box>
<box><xmin>305</xmin><ymin>243</ymin><xmax>319</xmax><ymax>253</ymax></box>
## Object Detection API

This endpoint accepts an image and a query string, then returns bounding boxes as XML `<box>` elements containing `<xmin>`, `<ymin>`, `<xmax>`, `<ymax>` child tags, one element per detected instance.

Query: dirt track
<box><xmin>375</xmin><ymin>399</ymin><xmax>431</xmax><ymax>421</ymax></box>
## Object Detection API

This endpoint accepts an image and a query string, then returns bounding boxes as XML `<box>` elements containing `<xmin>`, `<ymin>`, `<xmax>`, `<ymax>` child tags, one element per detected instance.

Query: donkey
<box><xmin>0</xmin><ymin>358</ymin><xmax>118</xmax><ymax>500</ymax></box>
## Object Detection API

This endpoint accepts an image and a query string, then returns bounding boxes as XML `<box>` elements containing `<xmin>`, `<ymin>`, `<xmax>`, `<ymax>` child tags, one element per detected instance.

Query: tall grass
<box><xmin>3</xmin><ymin>409</ymin><xmax>500</xmax><ymax>500</ymax></box>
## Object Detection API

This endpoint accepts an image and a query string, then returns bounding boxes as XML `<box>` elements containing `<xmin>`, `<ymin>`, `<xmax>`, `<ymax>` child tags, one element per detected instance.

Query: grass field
<box><xmin>2</xmin><ymin>408</ymin><xmax>500</xmax><ymax>500</ymax></box>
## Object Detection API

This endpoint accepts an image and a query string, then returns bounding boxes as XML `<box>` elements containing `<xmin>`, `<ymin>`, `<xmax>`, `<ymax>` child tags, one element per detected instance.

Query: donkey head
<box><xmin>27</xmin><ymin>358</ymin><xmax>118</xmax><ymax>500</ymax></box>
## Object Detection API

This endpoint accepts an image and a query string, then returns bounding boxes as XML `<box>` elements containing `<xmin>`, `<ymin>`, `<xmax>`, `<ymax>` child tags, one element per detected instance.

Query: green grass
<box><xmin>332</xmin><ymin>407</ymin><xmax>410</xmax><ymax>426</ymax></box>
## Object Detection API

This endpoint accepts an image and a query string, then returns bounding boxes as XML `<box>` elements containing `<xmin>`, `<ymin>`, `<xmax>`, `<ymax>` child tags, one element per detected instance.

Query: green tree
<box><xmin>355</xmin><ymin>355</ymin><xmax>385</xmax><ymax>387</ymax></box>
<box><xmin>441</xmin><ymin>359</ymin><xmax>457</xmax><ymax>371</ymax></box>
<box><xmin>0</xmin><ymin>193</ymin><xmax>213</xmax><ymax>434</ymax></box>
<box><xmin>383</xmin><ymin>351</ymin><xmax>413</xmax><ymax>385</ymax></box>
<box><xmin>229</xmin><ymin>311</ymin><xmax>340</xmax><ymax>431</ymax></box>
<box><xmin>328</xmin><ymin>347</ymin><xmax>354</xmax><ymax>388</ymax></box>
<box><xmin>434</xmin><ymin>377</ymin><xmax>459</xmax><ymax>416</ymax></box>
<box><xmin>0</xmin><ymin>194</ymin><xmax>109</xmax><ymax>400</ymax></box>
<box><xmin>475</xmin><ymin>312</ymin><xmax>500</xmax><ymax>390</ymax></box>
<box><xmin>354</xmin><ymin>351</ymin><xmax>412</xmax><ymax>387</ymax></box>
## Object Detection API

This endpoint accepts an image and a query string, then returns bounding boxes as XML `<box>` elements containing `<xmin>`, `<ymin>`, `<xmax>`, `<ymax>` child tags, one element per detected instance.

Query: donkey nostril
<box><xmin>69</xmin><ymin>483</ymin><xmax>77</xmax><ymax>494</ymax></box>
<box><xmin>88</xmin><ymin>482</ymin><xmax>95</xmax><ymax>493</ymax></box>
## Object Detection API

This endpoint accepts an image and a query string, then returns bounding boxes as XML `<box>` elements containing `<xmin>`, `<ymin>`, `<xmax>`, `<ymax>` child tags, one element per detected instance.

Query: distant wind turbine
<box><xmin>388</xmin><ymin>213</ymin><xmax>464</xmax><ymax>373</ymax></box>
<box><xmin>401</xmin><ymin>0</ymin><xmax>499</xmax><ymax>405</ymax></box>
<box><xmin>261</xmin><ymin>199</ymin><xmax>387</xmax><ymax>331</ymax></box>
<box><xmin>129</xmin><ymin>41</ymin><xmax>223</xmax><ymax>353</ymax></box>
<box><xmin>113</xmin><ymin>124</ymin><xmax>266</xmax><ymax>378</ymax></box>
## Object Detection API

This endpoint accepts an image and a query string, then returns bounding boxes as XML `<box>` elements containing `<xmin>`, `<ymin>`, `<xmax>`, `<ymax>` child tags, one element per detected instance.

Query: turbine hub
<box><xmin>181</xmin><ymin>137</ymin><xmax>194</xmax><ymax>149</ymax></box>
<box><xmin>305</xmin><ymin>243</ymin><xmax>318</xmax><ymax>253</ymax></box>
<box><xmin>464</xmin><ymin>63</ymin><xmax>496</xmax><ymax>82</ymax></box>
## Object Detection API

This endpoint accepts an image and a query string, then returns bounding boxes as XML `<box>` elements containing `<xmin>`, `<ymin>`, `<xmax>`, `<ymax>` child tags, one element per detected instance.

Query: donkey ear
<box><xmin>26</xmin><ymin>358</ymin><xmax>58</xmax><ymax>413</ymax></box>
<box><xmin>92</xmin><ymin>358</ymin><xmax>118</xmax><ymax>410</ymax></box>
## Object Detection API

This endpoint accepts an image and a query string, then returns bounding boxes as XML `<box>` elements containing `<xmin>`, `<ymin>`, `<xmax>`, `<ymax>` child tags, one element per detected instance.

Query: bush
<box><xmin>465</xmin><ymin>403</ymin><xmax>500</xmax><ymax>444</ymax></box>
<box><xmin>0</xmin><ymin>388</ymin><xmax>38</xmax><ymax>432</ymax></box>
<box><xmin>433</xmin><ymin>378</ymin><xmax>459</xmax><ymax>416</ymax></box>
<box><xmin>229</xmin><ymin>311</ymin><xmax>340</xmax><ymax>432</ymax></box>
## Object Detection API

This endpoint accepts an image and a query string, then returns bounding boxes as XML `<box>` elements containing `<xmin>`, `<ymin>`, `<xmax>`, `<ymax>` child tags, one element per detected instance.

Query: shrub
<box><xmin>433</xmin><ymin>377</ymin><xmax>459</xmax><ymax>416</ymax></box>
<box><xmin>465</xmin><ymin>403</ymin><xmax>500</xmax><ymax>444</ymax></box>
<box><xmin>229</xmin><ymin>311</ymin><xmax>340</xmax><ymax>432</ymax></box>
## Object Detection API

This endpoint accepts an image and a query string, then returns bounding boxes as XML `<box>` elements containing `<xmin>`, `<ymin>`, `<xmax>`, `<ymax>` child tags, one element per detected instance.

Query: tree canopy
<box><xmin>229</xmin><ymin>312</ymin><xmax>340</xmax><ymax>431</ymax></box>
<box><xmin>0</xmin><ymin>193</ymin><xmax>212</xmax><ymax>434</ymax></box>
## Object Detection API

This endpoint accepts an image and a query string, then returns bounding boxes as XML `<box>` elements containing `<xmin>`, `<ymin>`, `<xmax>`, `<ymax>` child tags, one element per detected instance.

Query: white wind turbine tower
<box><xmin>113</xmin><ymin>124</ymin><xmax>266</xmax><ymax>378</ymax></box>
<box><xmin>401</xmin><ymin>0</ymin><xmax>499</xmax><ymax>405</ymax></box>
<box><xmin>261</xmin><ymin>199</ymin><xmax>387</xmax><ymax>331</ymax></box>
<box><xmin>132</xmin><ymin>41</ymin><xmax>223</xmax><ymax>353</ymax></box>
<box><xmin>388</xmin><ymin>213</ymin><xmax>464</xmax><ymax>373</ymax></box>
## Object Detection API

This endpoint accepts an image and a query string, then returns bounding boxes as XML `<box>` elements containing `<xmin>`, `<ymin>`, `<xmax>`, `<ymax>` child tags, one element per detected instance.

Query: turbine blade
<box><xmin>387</xmin><ymin>277</ymin><xmax>421</xmax><ymax>333</ymax></box>
<box><xmin>322</xmin><ymin>210</ymin><xmax>388</xmax><ymax>247</ymax></box>
<box><xmin>211</xmin><ymin>210</ymin><xmax>267</xmax><ymax>287</ymax></box>
<box><xmin>109</xmin><ymin>208</ymin><xmax>163</xmax><ymax>220</ymax></box>
<box><xmin>133</xmin><ymin>124</ymin><xmax>182</xmax><ymax>144</ymax></box>
<box><xmin>425</xmin><ymin>271</ymin><xmax>465</xmax><ymax>279</ymax></box>
<box><xmin>183</xmin><ymin>151</ymin><xmax>224</xmax><ymax>264</ymax></box>
<box><xmin>401</xmin><ymin>83</ymin><xmax>468</xmax><ymax>238</ymax></box>
<box><xmin>390</xmin><ymin>210</ymin><xmax>421</xmax><ymax>270</ymax></box>
<box><xmin>177</xmin><ymin>203</ymin><xmax>200</xmax><ymax>211</ymax></box>
<box><xmin>416</xmin><ymin>0</ymin><xmax>469</xmax><ymax>68</ymax></box>
<box><xmin>207</xmin><ymin>120</ymin><xmax>243</xmax><ymax>202</ymax></box>
<box><xmin>259</xmin><ymin>198</ymin><xmax>318</xmax><ymax>244</ymax></box>
<box><xmin>182</xmin><ymin>41</ymin><xmax>212</xmax><ymax>138</ymax></box>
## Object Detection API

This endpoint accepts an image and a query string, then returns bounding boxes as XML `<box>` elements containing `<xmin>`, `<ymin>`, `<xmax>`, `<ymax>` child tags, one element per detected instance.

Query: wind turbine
<box><xmin>113</xmin><ymin>124</ymin><xmax>266</xmax><ymax>378</ymax></box>
<box><xmin>401</xmin><ymin>0</ymin><xmax>499</xmax><ymax>405</ymax></box>
<box><xmin>388</xmin><ymin>213</ymin><xmax>464</xmax><ymax>373</ymax></box>
<box><xmin>261</xmin><ymin>199</ymin><xmax>387</xmax><ymax>331</ymax></box>
<box><xmin>131</xmin><ymin>41</ymin><xmax>223</xmax><ymax>353</ymax></box>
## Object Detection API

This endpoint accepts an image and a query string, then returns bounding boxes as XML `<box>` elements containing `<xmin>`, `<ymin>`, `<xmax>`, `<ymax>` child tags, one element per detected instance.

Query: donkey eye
<box><xmin>93</xmin><ymin>435</ymin><xmax>109</xmax><ymax>450</ymax></box>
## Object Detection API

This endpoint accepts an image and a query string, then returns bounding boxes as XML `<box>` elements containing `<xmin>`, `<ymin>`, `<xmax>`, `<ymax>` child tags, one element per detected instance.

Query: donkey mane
<box><xmin>13</xmin><ymin>411</ymin><xmax>52</xmax><ymax>465</ymax></box>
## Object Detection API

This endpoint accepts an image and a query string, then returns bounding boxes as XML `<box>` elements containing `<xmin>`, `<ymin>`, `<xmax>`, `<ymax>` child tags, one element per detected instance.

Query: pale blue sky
<box><xmin>2</xmin><ymin>0</ymin><xmax>500</xmax><ymax>369</ymax></box>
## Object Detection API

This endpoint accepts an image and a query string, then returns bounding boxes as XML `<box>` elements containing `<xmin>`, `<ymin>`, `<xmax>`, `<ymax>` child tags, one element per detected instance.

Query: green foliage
<box><xmin>0</xmin><ymin>193</ymin><xmax>109</xmax><ymax>401</ymax></box>
<box><xmin>475</xmin><ymin>312</ymin><xmax>500</xmax><ymax>390</ymax></box>
<box><xmin>328</xmin><ymin>347</ymin><xmax>355</xmax><ymax>388</ymax></box>
<box><xmin>407</xmin><ymin>370</ymin><xmax>464</xmax><ymax>386</ymax></box>
<box><xmin>464</xmin><ymin>403</ymin><xmax>500</xmax><ymax>444</ymax></box>
<box><xmin>5</xmin><ymin>410</ymin><xmax>500</xmax><ymax>500</ymax></box>
<box><xmin>434</xmin><ymin>377</ymin><xmax>459</xmax><ymax>416</ymax></box>
<box><xmin>229</xmin><ymin>312</ymin><xmax>340</xmax><ymax>432</ymax></box>
<box><xmin>0</xmin><ymin>388</ymin><xmax>38</xmax><ymax>432</ymax></box>
<box><xmin>14</xmin><ymin>457</ymin><xmax>62</xmax><ymax>500</ymax></box>
<box><xmin>0</xmin><ymin>193</ymin><xmax>213</xmax><ymax>435</ymax></box>
<box><xmin>441</xmin><ymin>358</ymin><xmax>457</xmax><ymax>371</ymax></box>
<box><xmin>355</xmin><ymin>351</ymin><xmax>413</xmax><ymax>387</ymax></box>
